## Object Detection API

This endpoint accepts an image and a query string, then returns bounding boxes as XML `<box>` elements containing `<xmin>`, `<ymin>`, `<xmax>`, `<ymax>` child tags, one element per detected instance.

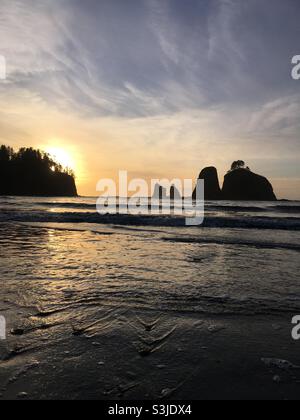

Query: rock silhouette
<box><xmin>193</xmin><ymin>167</ymin><xmax>222</xmax><ymax>200</ymax></box>
<box><xmin>222</xmin><ymin>168</ymin><xmax>277</xmax><ymax>201</ymax></box>
<box><xmin>193</xmin><ymin>164</ymin><xmax>277</xmax><ymax>201</ymax></box>
<box><xmin>0</xmin><ymin>145</ymin><xmax>77</xmax><ymax>197</ymax></box>
<box><xmin>170</xmin><ymin>185</ymin><xmax>182</xmax><ymax>200</ymax></box>
<box><xmin>152</xmin><ymin>184</ymin><xmax>181</xmax><ymax>200</ymax></box>
<box><xmin>152</xmin><ymin>184</ymin><xmax>167</xmax><ymax>200</ymax></box>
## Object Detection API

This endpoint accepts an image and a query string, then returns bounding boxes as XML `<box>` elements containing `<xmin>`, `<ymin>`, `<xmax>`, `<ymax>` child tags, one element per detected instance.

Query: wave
<box><xmin>1</xmin><ymin>210</ymin><xmax>300</xmax><ymax>230</ymax></box>
<box><xmin>207</xmin><ymin>205</ymin><xmax>300</xmax><ymax>213</ymax></box>
<box><xmin>163</xmin><ymin>236</ymin><xmax>300</xmax><ymax>252</ymax></box>
<box><xmin>206</xmin><ymin>205</ymin><xmax>266</xmax><ymax>212</ymax></box>
<box><xmin>35</xmin><ymin>202</ymin><xmax>266</xmax><ymax>211</ymax></box>
<box><xmin>29</xmin><ymin>201</ymin><xmax>268</xmax><ymax>213</ymax></box>
<box><xmin>273</xmin><ymin>205</ymin><xmax>300</xmax><ymax>212</ymax></box>
<box><xmin>24</xmin><ymin>202</ymin><xmax>300</xmax><ymax>215</ymax></box>
<box><xmin>35</xmin><ymin>202</ymin><xmax>97</xmax><ymax>209</ymax></box>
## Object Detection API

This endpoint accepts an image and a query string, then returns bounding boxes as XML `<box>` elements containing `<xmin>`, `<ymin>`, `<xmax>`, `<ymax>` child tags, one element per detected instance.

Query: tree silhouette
<box><xmin>228</xmin><ymin>161</ymin><xmax>251</xmax><ymax>173</ymax></box>
<box><xmin>0</xmin><ymin>145</ymin><xmax>77</xmax><ymax>196</ymax></box>
<box><xmin>0</xmin><ymin>145</ymin><xmax>14</xmax><ymax>162</ymax></box>
<box><xmin>231</xmin><ymin>160</ymin><xmax>245</xmax><ymax>171</ymax></box>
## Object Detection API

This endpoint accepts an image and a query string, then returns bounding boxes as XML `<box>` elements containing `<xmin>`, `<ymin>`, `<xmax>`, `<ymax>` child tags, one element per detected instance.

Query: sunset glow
<box><xmin>0</xmin><ymin>0</ymin><xmax>299</xmax><ymax>198</ymax></box>
<box><xmin>1</xmin><ymin>0</ymin><xmax>300</xmax><ymax>403</ymax></box>
<box><xmin>45</xmin><ymin>146</ymin><xmax>75</xmax><ymax>171</ymax></box>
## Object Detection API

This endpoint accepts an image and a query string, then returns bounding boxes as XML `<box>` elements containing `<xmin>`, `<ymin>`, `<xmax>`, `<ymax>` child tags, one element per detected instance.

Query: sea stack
<box><xmin>222</xmin><ymin>168</ymin><xmax>277</xmax><ymax>201</ymax></box>
<box><xmin>152</xmin><ymin>184</ymin><xmax>167</xmax><ymax>200</ymax></box>
<box><xmin>152</xmin><ymin>184</ymin><xmax>181</xmax><ymax>200</ymax></box>
<box><xmin>170</xmin><ymin>185</ymin><xmax>182</xmax><ymax>200</ymax></box>
<box><xmin>193</xmin><ymin>167</ymin><xmax>222</xmax><ymax>200</ymax></box>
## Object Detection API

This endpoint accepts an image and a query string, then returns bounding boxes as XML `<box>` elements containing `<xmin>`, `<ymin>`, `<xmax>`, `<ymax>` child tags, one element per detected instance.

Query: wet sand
<box><xmin>1</xmin><ymin>309</ymin><xmax>300</xmax><ymax>400</ymax></box>
<box><xmin>0</xmin><ymin>220</ymin><xmax>300</xmax><ymax>400</ymax></box>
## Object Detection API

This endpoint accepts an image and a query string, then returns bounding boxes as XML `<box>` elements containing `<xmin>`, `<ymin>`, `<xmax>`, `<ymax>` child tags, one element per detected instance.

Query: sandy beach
<box><xmin>0</xmin><ymin>205</ymin><xmax>300</xmax><ymax>400</ymax></box>
<box><xmin>1</xmin><ymin>309</ymin><xmax>300</xmax><ymax>400</ymax></box>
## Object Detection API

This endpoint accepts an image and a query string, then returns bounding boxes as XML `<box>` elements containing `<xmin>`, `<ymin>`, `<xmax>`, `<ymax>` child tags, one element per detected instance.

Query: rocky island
<box><xmin>193</xmin><ymin>167</ymin><xmax>222</xmax><ymax>201</ymax></box>
<box><xmin>194</xmin><ymin>161</ymin><xmax>277</xmax><ymax>201</ymax></box>
<box><xmin>0</xmin><ymin>145</ymin><xmax>78</xmax><ymax>197</ymax></box>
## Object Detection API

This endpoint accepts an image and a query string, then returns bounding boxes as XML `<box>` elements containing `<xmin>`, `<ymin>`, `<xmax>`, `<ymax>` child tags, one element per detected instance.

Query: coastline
<box><xmin>0</xmin><ymin>200</ymin><xmax>299</xmax><ymax>400</ymax></box>
<box><xmin>1</xmin><ymin>309</ymin><xmax>300</xmax><ymax>400</ymax></box>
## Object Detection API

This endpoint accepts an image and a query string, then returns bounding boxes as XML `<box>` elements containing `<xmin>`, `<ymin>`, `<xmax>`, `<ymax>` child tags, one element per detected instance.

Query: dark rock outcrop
<box><xmin>152</xmin><ymin>184</ymin><xmax>167</xmax><ymax>200</ymax></box>
<box><xmin>153</xmin><ymin>184</ymin><xmax>181</xmax><ymax>200</ymax></box>
<box><xmin>0</xmin><ymin>167</ymin><xmax>78</xmax><ymax>197</ymax></box>
<box><xmin>170</xmin><ymin>185</ymin><xmax>182</xmax><ymax>200</ymax></box>
<box><xmin>0</xmin><ymin>145</ymin><xmax>78</xmax><ymax>197</ymax></box>
<box><xmin>193</xmin><ymin>167</ymin><xmax>222</xmax><ymax>200</ymax></box>
<box><xmin>222</xmin><ymin>168</ymin><xmax>276</xmax><ymax>201</ymax></box>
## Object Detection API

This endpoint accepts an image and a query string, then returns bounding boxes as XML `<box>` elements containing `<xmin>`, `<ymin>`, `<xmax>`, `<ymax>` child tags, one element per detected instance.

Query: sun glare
<box><xmin>45</xmin><ymin>147</ymin><xmax>75</xmax><ymax>171</ymax></box>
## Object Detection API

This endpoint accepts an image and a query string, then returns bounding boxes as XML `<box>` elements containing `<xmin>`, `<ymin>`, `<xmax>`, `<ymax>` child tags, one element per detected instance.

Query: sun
<box><xmin>45</xmin><ymin>147</ymin><xmax>75</xmax><ymax>171</ymax></box>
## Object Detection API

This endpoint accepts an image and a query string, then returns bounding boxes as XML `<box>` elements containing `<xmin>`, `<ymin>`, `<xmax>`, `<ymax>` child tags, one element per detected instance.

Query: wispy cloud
<box><xmin>0</xmin><ymin>0</ymin><xmax>299</xmax><ymax>197</ymax></box>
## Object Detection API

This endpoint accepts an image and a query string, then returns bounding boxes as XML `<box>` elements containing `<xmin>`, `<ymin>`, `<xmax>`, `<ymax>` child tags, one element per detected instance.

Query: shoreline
<box><xmin>0</xmin><ymin>215</ymin><xmax>299</xmax><ymax>400</ymax></box>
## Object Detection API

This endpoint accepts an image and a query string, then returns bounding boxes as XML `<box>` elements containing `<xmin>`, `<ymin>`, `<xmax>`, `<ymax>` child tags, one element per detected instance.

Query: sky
<box><xmin>0</xmin><ymin>0</ymin><xmax>299</xmax><ymax>198</ymax></box>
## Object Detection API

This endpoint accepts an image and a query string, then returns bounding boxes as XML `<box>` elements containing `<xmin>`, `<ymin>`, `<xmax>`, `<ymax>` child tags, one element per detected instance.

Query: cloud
<box><xmin>1</xmin><ymin>0</ymin><xmax>299</xmax><ymax>114</ymax></box>
<box><xmin>0</xmin><ymin>0</ymin><xmax>299</xmax><ymax>198</ymax></box>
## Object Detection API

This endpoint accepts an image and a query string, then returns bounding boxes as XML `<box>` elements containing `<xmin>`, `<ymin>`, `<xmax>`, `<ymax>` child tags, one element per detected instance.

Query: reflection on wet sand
<box><xmin>1</xmin><ymin>222</ymin><xmax>300</xmax><ymax>399</ymax></box>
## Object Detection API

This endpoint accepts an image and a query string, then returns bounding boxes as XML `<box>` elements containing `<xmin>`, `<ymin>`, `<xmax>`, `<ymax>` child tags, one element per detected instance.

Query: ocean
<box><xmin>0</xmin><ymin>197</ymin><xmax>300</xmax><ymax>399</ymax></box>
<box><xmin>1</xmin><ymin>196</ymin><xmax>300</xmax><ymax>316</ymax></box>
